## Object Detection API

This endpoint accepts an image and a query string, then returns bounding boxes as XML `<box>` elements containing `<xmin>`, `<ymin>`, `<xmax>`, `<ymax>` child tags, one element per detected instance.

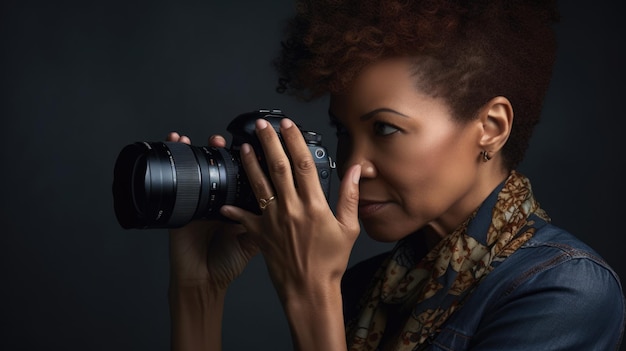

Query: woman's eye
<box><xmin>373</xmin><ymin>122</ymin><xmax>400</xmax><ymax>136</ymax></box>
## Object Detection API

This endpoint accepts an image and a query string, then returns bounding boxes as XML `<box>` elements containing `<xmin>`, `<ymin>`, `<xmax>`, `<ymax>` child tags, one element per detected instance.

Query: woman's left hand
<box><xmin>219</xmin><ymin>117</ymin><xmax>362</xmax><ymax>301</ymax></box>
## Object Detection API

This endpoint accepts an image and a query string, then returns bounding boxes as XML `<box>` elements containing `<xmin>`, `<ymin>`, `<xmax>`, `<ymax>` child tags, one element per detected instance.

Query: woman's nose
<box><xmin>337</xmin><ymin>142</ymin><xmax>377</xmax><ymax>180</ymax></box>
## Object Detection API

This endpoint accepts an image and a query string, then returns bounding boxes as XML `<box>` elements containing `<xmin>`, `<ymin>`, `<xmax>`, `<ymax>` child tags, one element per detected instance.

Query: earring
<box><xmin>481</xmin><ymin>150</ymin><xmax>492</xmax><ymax>162</ymax></box>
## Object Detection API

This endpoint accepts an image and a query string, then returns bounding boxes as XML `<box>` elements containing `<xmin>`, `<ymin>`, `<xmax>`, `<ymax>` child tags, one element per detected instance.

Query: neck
<box><xmin>425</xmin><ymin>167</ymin><xmax>511</xmax><ymax>249</ymax></box>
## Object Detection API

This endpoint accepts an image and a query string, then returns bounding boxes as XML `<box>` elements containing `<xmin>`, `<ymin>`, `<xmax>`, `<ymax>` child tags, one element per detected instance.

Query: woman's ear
<box><xmin>478</xmin><ymin>96</ymin><xmax>513</xmax><ymax>154</ymax></box>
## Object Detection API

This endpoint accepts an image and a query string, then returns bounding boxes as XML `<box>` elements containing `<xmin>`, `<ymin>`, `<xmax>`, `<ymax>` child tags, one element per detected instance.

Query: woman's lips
<box><xmin>358</xmin><ymin>201</ymin><xmax>389</xmax><ymax>218</ymax></box>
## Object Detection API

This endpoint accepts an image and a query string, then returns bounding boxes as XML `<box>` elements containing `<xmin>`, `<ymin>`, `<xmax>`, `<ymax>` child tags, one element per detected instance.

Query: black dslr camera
<box><xmin>112</xmin><ymin>109</ymin><xmax>335</xmax><ymax>229</ymax></box>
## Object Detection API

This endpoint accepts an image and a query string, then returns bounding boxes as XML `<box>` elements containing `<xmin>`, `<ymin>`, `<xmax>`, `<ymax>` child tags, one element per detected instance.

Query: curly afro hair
<box><xmin>274</xmin><ymin>0</ymin><xmax>560</xmax><ymax>170</ymax></box>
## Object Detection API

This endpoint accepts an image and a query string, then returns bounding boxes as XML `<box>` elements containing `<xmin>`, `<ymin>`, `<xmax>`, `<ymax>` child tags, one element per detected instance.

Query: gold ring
<box><xmin>258</xmin><ymin>195</ymin><xmax>276</xmax><ymax>210</ymax></box>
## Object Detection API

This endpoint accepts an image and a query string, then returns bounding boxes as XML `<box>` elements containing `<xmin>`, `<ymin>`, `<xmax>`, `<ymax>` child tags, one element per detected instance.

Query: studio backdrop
<box><xmin>1</xmin><ymin>1</ymin><xmax>624</xmax><ymax>350</ymax></box>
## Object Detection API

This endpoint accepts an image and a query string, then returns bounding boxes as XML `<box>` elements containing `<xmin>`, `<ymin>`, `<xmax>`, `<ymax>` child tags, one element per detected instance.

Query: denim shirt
<box><xmin>343</xmin><ymin>224</ymin><xmax>625</xmax><ymax>350</ymax></box>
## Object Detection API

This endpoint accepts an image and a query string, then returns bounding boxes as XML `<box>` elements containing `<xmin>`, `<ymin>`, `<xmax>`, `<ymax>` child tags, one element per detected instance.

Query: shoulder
<box><xmin>499</xmin><ymin>223</ymin><xmax>623</xmax><ymax>293</ymax></box>
<box><xmin>453</xmin><ymin>224</ymin><xmax>626</xmax><ymax>350</ymax></box>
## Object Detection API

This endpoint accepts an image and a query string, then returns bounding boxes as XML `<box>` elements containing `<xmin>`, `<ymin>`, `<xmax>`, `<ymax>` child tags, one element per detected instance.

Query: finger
<box><xmin>166</xmin><ymin>132</ymin><xmax>191</xmax><ymax>144</ymax></box>
<box><xmin>335</xmin><ymin>164</ymin><xmax>361</xmax><ymax>234</ymax></box>
<box><xmin>166</xmin><ymin>132</ymin><xmax>180</xmax><ymax>142</ymax></box>
<box><xmin>179</xmin><ymin>135</ymin><xmax>191</xmax><ymax>144</ymax></box>
<box><xmin>239</xmin><ymin>142</ymin><xmax>277</xmax><ymax>204</ymax></box>
<box><xmin>219</xmin><ymin>205</ymin><xmax>261</xmax><ymax>239</ymax></box>
<box><xmin>255</xmin><ymin>119</ymin><xmax>297</xmax><ymax>200</ymax></box>
<box><xmin>279</xmin><ymin>118</ymin><xmax>326</xmax><ymax>203</ymax></box>
<box><xmin>208</xmin><ymin>135</ymin><xmax>226</xmax><ymax>148</ymax></box>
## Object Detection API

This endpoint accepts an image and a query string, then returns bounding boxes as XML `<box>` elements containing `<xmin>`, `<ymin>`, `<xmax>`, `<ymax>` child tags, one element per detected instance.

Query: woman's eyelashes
<box><xmin>373</xmin><ymin>121</ymin><xmax>401</xmax><ymax>136</ymax></box>
<box><xmin>329</xmin><ymin>117</ymin><xmax>401</xmax><ymax>137</ymax></box>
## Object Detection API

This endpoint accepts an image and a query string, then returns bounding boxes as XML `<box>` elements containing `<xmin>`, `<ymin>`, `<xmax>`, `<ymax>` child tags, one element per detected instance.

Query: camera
<box><xmin>112</xmin><ymin>109</ymin><xmax>335</xmax><ymax>229</ymax></box>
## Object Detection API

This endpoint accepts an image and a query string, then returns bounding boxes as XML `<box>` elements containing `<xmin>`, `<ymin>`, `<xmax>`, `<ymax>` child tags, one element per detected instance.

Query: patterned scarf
<box><xmin>346</xmin><ymin>171</ymin><xmax>550</xmax><ymax>350</ymax></box>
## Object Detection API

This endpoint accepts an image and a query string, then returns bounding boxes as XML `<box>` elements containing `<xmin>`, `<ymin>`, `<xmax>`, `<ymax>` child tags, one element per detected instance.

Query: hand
<box><xmin>166</xmin><ymin>132</ymin><xmax>259</xmax><ymax>291</ymax></box>
<box><xmin>219</xmin><ymin>118</ymin><xmax>362</xmax><ymax>299</ymax></box>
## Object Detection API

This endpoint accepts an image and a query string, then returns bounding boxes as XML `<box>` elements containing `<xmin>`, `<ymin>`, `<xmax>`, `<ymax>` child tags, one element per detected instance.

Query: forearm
<box><xmin>169</xmin><ymin>282</ymin><xmax>226</xmax><ymax>351</ymax></box>
<box><xmin>282</xmin><ymin>282</ymin><xmax>347</xmax><ymax>351</ymax></box>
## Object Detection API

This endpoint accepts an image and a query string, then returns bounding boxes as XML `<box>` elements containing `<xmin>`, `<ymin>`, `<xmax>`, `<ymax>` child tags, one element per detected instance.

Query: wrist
<box><xmin>169</xmin><ymin>281</ymin><xmax>226</xmax><ymax>350</ymax></box>
<box><xmin>169</xmin><ymin>276</ymin><xmax>228</xmax><ymax>295</ymax></box>
<box><xmin>281</xmin><ymin>278</ymin><xmax>342</xmax><ymax>308</ymax></box>
<box><xmin>169</xmin><ymin>280</ymin><xmax>227</xmax><ymax>302</ymax></box>
<box><xmin>281</xmin><ymin>282</ymin><xmax>347</xmax><ymax>351</ymax></box>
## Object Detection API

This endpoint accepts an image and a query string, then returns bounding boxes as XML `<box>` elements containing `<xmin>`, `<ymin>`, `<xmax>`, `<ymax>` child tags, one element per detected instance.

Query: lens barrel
<box><xmin>112</xmin><ymin>141</ymin><xmax>241</xmax><ymax>229</ymax></box>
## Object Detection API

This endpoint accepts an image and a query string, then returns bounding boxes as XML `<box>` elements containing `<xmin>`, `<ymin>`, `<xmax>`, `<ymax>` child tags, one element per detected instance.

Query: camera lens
<box><xmin>112</xmin><ymin>141</ymin><xmax>244</xmax><ymax>229</ymax></box>
<box><xmin>112</xmin><ymin>110</ymin><xmax>335</xmax><ymax>230</ymax></box>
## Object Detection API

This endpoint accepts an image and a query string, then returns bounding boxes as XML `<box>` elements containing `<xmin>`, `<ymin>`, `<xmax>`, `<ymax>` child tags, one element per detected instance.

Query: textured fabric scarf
<box><xmin>346</xmin><ymin>171</ymin><xmax>550</xmax><ymax>351</ymax></box>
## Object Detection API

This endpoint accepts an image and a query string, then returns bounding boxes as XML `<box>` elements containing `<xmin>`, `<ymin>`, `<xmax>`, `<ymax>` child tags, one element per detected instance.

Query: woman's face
<box><xmin>329</xmin><ymin>58</ymin><xmax>488</xmax><ymax>242</ymax></box>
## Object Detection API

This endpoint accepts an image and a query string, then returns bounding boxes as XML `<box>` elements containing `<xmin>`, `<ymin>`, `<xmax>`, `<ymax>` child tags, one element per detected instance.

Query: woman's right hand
<box><xmin>166</xmin><ymin>132</ymin><xmax>259</xmax><ymax>291</ymax></box>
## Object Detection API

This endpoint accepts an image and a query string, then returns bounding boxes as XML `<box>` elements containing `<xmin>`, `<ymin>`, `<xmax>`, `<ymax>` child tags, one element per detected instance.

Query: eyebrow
<box><xmin>328</xmin><ymin>108</ymin><xmax>410</xmax><ymax>123</ymax></box>
<box><xmin>360</xmin><ymin>108</ymin><xmax>410</xmax><ymax>121</ymax></box>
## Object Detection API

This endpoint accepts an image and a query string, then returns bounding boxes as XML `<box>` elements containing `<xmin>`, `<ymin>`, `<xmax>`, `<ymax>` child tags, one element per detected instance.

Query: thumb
<box><xmin>219</xmin><ymin>205</ymin><xmax>260</xmax><ymax>239</ymax></box>
<box><xmin>335</xmin><ymin>164</ymin><xmax>361</xmax><ymax>233</ymax></box>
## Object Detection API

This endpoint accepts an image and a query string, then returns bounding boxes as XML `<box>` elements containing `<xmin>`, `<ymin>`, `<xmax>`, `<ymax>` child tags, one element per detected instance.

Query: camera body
<box><xmin>227</xmin><ymin>109</ymin><xmax>334</xmax><ymax>204</ymax></box>
<box><xmin>112</xmin><ymin>109</ymin><xmax>335</xmax><ymax>229</ymax></box>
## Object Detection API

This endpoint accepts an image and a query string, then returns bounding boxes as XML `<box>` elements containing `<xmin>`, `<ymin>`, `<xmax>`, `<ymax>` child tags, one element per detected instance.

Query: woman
<box><xmin>167</xmin><ymin>0</ymin><xmax>625</xmax><ymax>350</ymax></box>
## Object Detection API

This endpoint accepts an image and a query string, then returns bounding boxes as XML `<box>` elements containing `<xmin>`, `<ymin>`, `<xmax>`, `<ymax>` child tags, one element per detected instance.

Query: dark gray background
<box><xmin>1</xmin><ymin>1</ymin><xmax>624</xmax><ymax>350</ymax></box>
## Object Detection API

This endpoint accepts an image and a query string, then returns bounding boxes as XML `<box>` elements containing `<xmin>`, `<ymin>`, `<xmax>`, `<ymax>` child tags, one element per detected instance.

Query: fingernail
<box><xmin>256</xmin><ymin>119</ymin><xmax>268</xmax><ymax>129</ymax></box>
<box><xmin>220</xmin><ymin>206</ymin><xmax>230</xmax><ymax>216</ymax></box>
<box><xmin>281</xmin><ymin>118</ymin><xmax>293</xmax><ymax>129</ymax></box>
<box><xmin>241</xmin><ymin>143</ymin><xmax>251</xmax><ymax>154</ymax></box>
<box><xmin>352</xmin><ymin>165</ymin><xmax>361</xmax><ymax>184</ymax></box>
